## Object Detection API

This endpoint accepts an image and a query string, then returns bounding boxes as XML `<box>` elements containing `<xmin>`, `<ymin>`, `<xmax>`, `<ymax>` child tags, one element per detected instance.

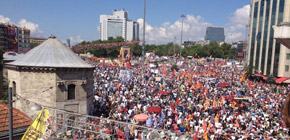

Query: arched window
<box><xmin>12</xmin><ymin>81</ymin><xmax>16</xmax><ymax>96</ymax></box>
<box><xmin>67</xmin><ymin>84</ymin><xmax>76</xmax><ymax>100</ymax></box>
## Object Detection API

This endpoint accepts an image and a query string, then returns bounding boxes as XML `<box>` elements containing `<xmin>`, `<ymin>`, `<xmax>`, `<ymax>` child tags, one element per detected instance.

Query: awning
<box><xmin>275</xmin><ymin>77</ymin><xmax>290</xmax><ymax>84</ymax></box>
<box><xmin>254</xmin><ymin>73</ymin><xmax>268</xmax><ymax>80</ymax></box>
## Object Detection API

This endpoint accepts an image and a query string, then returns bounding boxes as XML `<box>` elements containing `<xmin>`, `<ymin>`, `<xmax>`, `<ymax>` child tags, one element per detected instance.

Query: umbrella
<box><xmin>147</xmin><ymin>106</ymin><xmax>162</xmax><ymax>113</ymax></box>
<box><xmin>134</xmin><ymin>114</ymin><xmax>149</xmax><ymax>122</ymax></box>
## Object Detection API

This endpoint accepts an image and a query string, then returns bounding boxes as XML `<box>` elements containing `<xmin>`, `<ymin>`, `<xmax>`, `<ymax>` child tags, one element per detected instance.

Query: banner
<box><xmin>119</xmin><ymin>70</ymin><xmax>133</xmax><ymax>82</ymax></box>
<box><xmin>22</xmin><ymin>108</ymin><xmax>50</xmax><ymax>140</ymax></box>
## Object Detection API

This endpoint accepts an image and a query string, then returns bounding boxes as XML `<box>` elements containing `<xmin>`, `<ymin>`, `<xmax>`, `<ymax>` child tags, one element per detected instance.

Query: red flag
<box><xmin>247</xmin><ymin>80</ymin><xmax>255</xmax><ymax>88</ymax></box>
<box><xmin>161</xmin><ymin>64</ymin><xmax>167</xmax><ymax>77</ymax></box>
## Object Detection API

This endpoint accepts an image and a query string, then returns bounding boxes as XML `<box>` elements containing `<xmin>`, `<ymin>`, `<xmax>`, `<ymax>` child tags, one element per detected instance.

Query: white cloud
<box><xmin>231</xmin><ymin>4</ymin><xmax>251</xmax><ymax>26</ymax></box>
<box><xmin>0</xmin><ymin>15</ymin><xmax>11</xmax><ymax>24</ymax></box>
<box><xmin>138</xmin><ymin>15</ymin><xmax>210</xmax><ymax>44</ymax></box>
<box><xmin>68</xmin><ymin>35</ymin><xmax>83</xmax><ymax>45</ymax></box>
<box><xmin>138</xmin><ymin>4</ymin><xmax>250</xmax><ymax>44</ymax></box>
<box><xmin>18</xmin><ymin>19</ymin><xmax>40</xmax><ymax>33</ymax></box>
<box><xmin>225</xmin><ymin>4</ymin><xmax>250</xmax><ymax>42</ymax></box>
<box><xmin>0</xmin><ymin>15</ymin><xmax>42</xmax><ymax>36</ymax></box>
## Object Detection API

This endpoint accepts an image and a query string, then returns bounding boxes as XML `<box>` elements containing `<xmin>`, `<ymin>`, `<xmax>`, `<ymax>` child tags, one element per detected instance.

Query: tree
<box><xmin>0</xmin><ymin>47</ymin><xmax>4</xmax><ymax>100</ymax></box>
<box><xmin>221</xmin><ymin>43</ymin><xmax>234</xmax><ymax>59</ymax></box>
<box><xmin>0</xmin><ymin>47</ymin><xmax>3</xmax><ymax>64</ymax></box>
<box><xmin>89</xmin><ymin>48</ymin><xmax>107</xmax><ymax>57</ymax></box>
<box><xmin>130</xmin><ymin>45</ymin><xmax>142</xmax><ymax>56</ymax></box>
<box><xmin>115</xmin><ymin>36</ymin><xmax>125</xmax><ymax>42</ymax></box>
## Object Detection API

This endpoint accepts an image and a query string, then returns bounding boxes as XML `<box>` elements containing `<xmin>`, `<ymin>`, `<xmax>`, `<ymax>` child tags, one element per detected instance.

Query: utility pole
<box><xmin>8</xmin><ymin>87</ymin><xmax>13</xmax><ymax>140</ymax></box>
<box><xmin>174</xmin><ymin>36</ymin><xmax>176</xmax><ymax>56</ymax></box>
<box><xmin>180</xmin><ymin>14</ymin><xmax>186</xmax><ymax>56</ymax></box>
<box><xmin>142</xmin><ymin>0</ymin><xmax>146</xmax><ymax>57</ymax></box>
<box><xmin>0</xmin><ymin>48</ymin><xmax>3</xmax><ymax>98</ymax></box>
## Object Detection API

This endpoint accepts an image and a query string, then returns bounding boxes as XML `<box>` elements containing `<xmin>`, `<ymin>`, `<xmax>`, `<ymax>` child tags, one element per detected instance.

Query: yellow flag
<box><xmin>22</xmin><ymin>108</ymin><xmax>50</xmax><ymax>140</ymax></box>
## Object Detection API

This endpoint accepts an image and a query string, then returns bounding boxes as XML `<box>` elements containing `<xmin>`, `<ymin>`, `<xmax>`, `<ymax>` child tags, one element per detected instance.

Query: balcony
<box><xmin>274</xmin><ymin>22</ymin><xmax>290</xmax><ymax>48</ymax></box>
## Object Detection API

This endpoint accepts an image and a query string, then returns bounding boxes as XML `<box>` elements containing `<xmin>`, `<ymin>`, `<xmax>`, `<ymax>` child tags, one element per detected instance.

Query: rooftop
<box><xmin>0</xmin><ymin>103</ymin><xmax>32</xmax><ymax>132</ymax></box>
<box><xmin>3</xmin><ymin>51</ymin><xmax>24</xmax><ymax>62</ymax></box>
<box><xmin>7</xmin><ymin>37</ymin><xmax>94</xmax><ymax>68</ymax></box>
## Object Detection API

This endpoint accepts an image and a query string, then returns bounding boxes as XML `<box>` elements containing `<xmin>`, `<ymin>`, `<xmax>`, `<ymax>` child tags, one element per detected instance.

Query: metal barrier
<box><xmin>42</xmin><ymin>108</ymin><xmax>178</xmax><ymax>140</ymax></box>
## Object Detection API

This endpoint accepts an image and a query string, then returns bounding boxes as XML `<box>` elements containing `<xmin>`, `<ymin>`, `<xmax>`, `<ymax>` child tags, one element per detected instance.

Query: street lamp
<box><xmin>8</xmin><ymin>87</ymin><xmax>13</xmax><ymax>140</ymax></box>
<box><xmin>180</xmin><ymin>14</ymin><xmax>186</xmax><ymax>56</ymax></box>
<box><xmin>142</xmin><ymin>0</ymin><xmax>146</xmax><ymax>57</ymax></box>
<box><xmin>31</xmin><ymin>103</ymin><xmax>42</xmax><ymax>112</ymax></box>
<box><xmin>7</xmin><ymin>86</ymin><xmax>53</xmax><ymax>139</ymax></box>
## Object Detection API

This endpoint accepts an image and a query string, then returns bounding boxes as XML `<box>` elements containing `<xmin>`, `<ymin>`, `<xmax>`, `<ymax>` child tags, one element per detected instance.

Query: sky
<box><xmin>0</xmin><ymin>0</ymin><xmax>250</xmax><ymax>44</ymax></box>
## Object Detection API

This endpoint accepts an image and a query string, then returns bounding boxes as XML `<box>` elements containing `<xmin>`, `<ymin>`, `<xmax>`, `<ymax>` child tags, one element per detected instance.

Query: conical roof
<box><xmin>8</xmin><ymin>37</ymin><xmax>93</xmax><ymax>68</ymax></box>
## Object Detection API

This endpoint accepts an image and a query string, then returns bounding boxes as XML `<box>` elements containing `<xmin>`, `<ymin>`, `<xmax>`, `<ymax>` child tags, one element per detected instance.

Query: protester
<box><xmin>77</xmin><ymin>56</ymin><xmax>289</xmax><ymax>139</ymax></box>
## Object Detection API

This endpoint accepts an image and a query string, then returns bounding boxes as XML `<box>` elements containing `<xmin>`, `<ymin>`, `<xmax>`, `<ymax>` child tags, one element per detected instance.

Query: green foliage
<box><xmin>79</xmin><ymin>37</ymin><xmax>125</xmax><ymax>45</ymax></box>
<box><xmin>89</xmin><ymin>47</ymin><xmax>119</xmax><ymax>58</ymax></box>
<box><xmin>180</xmin><ymin>42</ymin><xmax>235</xmax><ymax>59</ymax></box>
<box><xmin>0</xmin><ymin>48</ymin><xmax>3</xmax><ymax>64</ymax></box>
<box><xmin>143</xmin><ymin>43</ymin><xmax>180</xmax><ymax>56</ymax></box>
<box><xmin>127</xmin><ymin>42</ymin><xmax>236</xmax><ymax>59</ymax></box>
<box><xmin>79</xmin><ymin>38</ymin><xmax>236</xmax><ymax>59</ymax></box>
<box><xmin>130</xmin><ymin>45</ymin><xmax>142</xmax><ymax>56</ymax></box>
<box><xmin>0</xmin><ymin>48</ymin><xmax>4</xmax><ymax>100</ymax></box>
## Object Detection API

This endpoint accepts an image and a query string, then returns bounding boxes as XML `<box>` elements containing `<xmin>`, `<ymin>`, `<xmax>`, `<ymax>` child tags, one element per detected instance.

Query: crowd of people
<box><xmin>50</xmin><ymin>56</ymin><xmax>289</xmax><ymax>139</ymax></box>
<box><xmin>91</xmin><ymin>56</ymin><xmax>290</xmax><ymax>139</ymax></box>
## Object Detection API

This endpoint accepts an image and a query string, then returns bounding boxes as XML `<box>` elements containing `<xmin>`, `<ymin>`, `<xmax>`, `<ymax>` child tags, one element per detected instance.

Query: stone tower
<box><xmin>5</xmin><ymin>36</ymin><xmax>94</xmax><ymax>117</ymax></box>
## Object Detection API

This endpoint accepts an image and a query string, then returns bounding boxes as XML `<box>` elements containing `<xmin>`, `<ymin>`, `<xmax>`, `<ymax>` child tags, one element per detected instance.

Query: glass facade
<box><xmin>248</xmin><ymin>0</ymin><xmax>285</xmax><ymax>76</ymax></box>
<box><xmin>107</xmin><ymin>20</ymin><xmax>123</xmax><ymax>39</ymax></box>
<box><xmin>286</xmin><ymin>65</ymin><xmax>289</xmax><ymax>72</ymax></box>
<box><xmin>205</xmin><ymin>27</ymin><xmax>225</xmax><ymax>42</ymax></box>
<box><xmin>287</xmin><ymin>53</ymin><xmax>290</xmax><ymax>59</ymax></box>
<box><xmin>261</xmin><ymin>0</ymin><xmax>270</xmax><ymax>73</ymax></box>
<box><xmin>255</xmin><ymin>0</ymin><xmax>265</xmax><ymax>70</ymax></box>
<box><xmin>273</xmin><ymin>0</ymin><xmax>285</xmax><ymax>75</ymax></box>
<box><xmin>249</xmin><ymin>2</ymin><xmax>259</xmax><ymax>69</ymax></box>
<box><xmin>267</xmin><ymin>0</ymin><xmax>277</xmax><ymax>75</ymax></box>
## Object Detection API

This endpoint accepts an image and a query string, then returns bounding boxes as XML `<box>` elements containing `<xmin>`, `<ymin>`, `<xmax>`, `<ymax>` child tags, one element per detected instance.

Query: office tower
<box><xmin>205</xmin><ymin>27</ymin><xmax>225</xmax><ymax>42</ymax></box>
<box><xmin>0</xmin><ymin>23</ymin><xmax>31</xmax><ymax>53</ymax></box>
<box><xmin>247</xmin><ymin>0</ymin><xmax>289</xmax><ymax>80</ymax></box>
<box><xmin>99</xmin><ymin>9</ymin><xmax>139</xmax><ymax>41</ymax></box>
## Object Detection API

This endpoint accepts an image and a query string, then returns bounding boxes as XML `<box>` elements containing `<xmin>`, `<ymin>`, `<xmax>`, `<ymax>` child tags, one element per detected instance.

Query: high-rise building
<box><xmin>17</xmin><ymin>28</ymin><xmax>30</xmax><ymax>48</ymax></box>
<box><xmin>99</xmin><ymin>9</ymin><xmax>139</xmax><ymax>41</ymax></box>
<box><xmin>17</xmin><ymin>27</ymin><xmax>31</xmax><ymax>53</ymax></box>
<box><xmin>247</xmin><ymin>0</ymin><xmax>289</xmax><ymax>79</ymax></box>
<box><xmin>232</xmin><ymin>41</ymin><xmax>247</xmax><ymax>61</ymax></box>
<box><xmin>205</xmin><ymin>27</ymin><xmax>225</xmax><ymax>42</ymax></box>
<box><xmin>126</xmin><ymin>20</ymin><xmax>139</xmax><ymax>41</ymax></box>
<box><xmin>0</xmin><ymin>23</ymin><xmax>31</xmax><ymax>53</ymax></box>
<box><xmin>0</xmin><ymin>24</ymin><xmax>18</xmax><ymax>52</ymax></box>
<box><xmin>30</xmin><ymin>37</ymin><xmax>47</xmax><ymax>47</ymax></box>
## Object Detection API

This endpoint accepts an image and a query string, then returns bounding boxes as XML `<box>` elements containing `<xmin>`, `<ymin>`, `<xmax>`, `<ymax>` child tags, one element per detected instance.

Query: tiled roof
<box><xmin>0</xmin><ymin>103</ymin><xmax>32</xmax><ymax>132</ymax></box>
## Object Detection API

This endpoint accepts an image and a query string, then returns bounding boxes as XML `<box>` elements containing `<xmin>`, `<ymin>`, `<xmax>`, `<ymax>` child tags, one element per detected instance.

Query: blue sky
<box><xmin>0</xmin><ymin>0</ymin><xmax>250</xmax><ymax>44</ymax></box>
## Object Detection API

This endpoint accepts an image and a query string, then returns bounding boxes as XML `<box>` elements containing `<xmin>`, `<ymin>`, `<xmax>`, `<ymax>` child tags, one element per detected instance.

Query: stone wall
<box><xmin>56</xmin><ymin>68</ymin><xmax>94</xmax><ymax>115</ymax></box>
<box><xmin>7</xmin><ymin>68</ymin><xmax>56</xmax><ymax>117</ymax></box>
<box><xmin>7</xmin><ymin>67</ymin><xmax>94</xmax><ymax>117</ymax></box>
